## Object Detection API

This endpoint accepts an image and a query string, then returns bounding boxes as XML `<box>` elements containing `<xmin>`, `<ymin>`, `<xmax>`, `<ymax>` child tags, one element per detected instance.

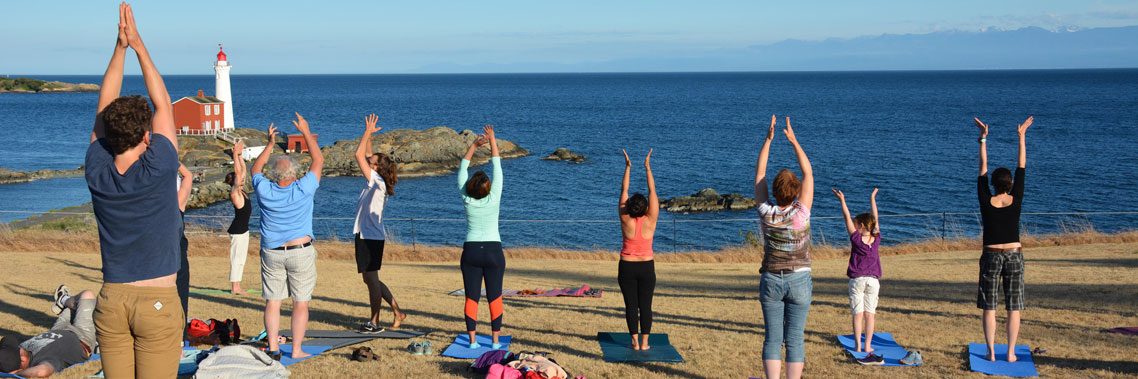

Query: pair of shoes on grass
<box><xmin>351</xmin><ymin>346</ymin><xmax>379</xmax><ymax>361</ymax></box>
<box><xmin>857</xmin><ymin>350</ymin><xmax>924</xmax><ymax>366</ymax></box>
<box><xmin>407</xmin><ymin>341</ymin><xmax>432</xmax><ymax>355</ymax></box>
<box><xmin>359</xmin><ymin>321</ymin><xmax>385</xmax><ymax>334</ymax></box>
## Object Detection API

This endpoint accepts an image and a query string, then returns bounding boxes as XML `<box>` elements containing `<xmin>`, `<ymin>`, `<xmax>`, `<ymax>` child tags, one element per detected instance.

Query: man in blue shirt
<box><xmin>83</xmin><ymin>4</ymin><xmax>185</xmax><ymax>378</ymax></box>
<box><xmin>250</xmin><ymin>114</ymin><xmax>323</xmax><ymax>360</ymax></box>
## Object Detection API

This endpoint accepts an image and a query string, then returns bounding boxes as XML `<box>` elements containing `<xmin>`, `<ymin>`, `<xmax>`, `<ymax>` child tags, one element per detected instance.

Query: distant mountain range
<box><xmin>413</xmin><ymin>26</ymin><xmax>1138</xmax><ymax>73</ymax></box>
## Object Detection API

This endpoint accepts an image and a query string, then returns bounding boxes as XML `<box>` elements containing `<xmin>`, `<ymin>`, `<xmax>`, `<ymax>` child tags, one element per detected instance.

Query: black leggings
<box><xmin>618</xmin><ymin>260</ymin><xmax>656</xmax><ymax>335</ymax></box>
<box><xmin>461</xmin><ymin>242</ymin><xmax>505</xmax><ymax>332</ymax></box>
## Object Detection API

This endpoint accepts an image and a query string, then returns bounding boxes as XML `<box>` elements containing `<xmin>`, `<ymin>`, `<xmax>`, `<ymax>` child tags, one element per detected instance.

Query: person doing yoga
<box><xmin>458</xmin><ymin>125</ymin><xmax>506</xmax><ymax>349</ymax></box>
<box><xmin>755</xmin><ymin>115</ymin><xmax>814</xmax><ymax>379</ymax></box>
<box><xmin>974</xmin><ymin>116</ymin><xmax>1032</xmax><ymax>362</ymax></box>
<box><xmin>353</xmin><ymin>114</ymin><xmax>406</xmax><ymax>333</ymax></box>
<box><xmin>618</xmin><ymin>149</ymin><xmax>659</xmax><ymax>351</ymax></box>
<box><xmin>833</xmin><ymin>188</ymin><xmax>883</xmax><ymax>357</ymax></box>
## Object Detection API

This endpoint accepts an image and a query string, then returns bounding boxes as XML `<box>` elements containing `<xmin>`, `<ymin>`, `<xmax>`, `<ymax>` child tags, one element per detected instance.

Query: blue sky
<box><xmin>2</xmin><ymin>0</ymin><xmax>1137</xmax><ymax>74</ymax></box>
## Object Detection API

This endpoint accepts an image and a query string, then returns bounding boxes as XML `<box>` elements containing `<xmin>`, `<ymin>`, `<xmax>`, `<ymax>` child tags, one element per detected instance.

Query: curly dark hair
<box><xmin>101</xmin><ymin>95</ymin><xmax>153</xmax><ymax>154</ymax></box>
<box><xmin>626</xmin><ymin>193</ymin><xmax>648</xmax><ymax>218</ymax></box>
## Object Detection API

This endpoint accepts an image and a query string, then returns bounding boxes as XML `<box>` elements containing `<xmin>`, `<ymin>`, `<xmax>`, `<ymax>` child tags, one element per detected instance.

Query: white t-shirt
<box><xmin>353</xmin><ymin>170</ymin><xmax>388</xmax><ymax>240</ymax></box>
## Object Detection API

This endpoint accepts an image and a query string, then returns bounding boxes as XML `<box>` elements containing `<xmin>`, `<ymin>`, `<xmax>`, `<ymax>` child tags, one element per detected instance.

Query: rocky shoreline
<box><xmin>0</xmin><ymin>167</ymin><xmax>85</xmax><ymax>184</ymax></box>
<box><xmin>661</xmin><ymin>188</ymin><xmax>756</xmax><ymax>213</ymax></box>
<box><xmin>0</xmin><ymin>77</ymin><xmax>99</xmax><ymax>93</ymax></box>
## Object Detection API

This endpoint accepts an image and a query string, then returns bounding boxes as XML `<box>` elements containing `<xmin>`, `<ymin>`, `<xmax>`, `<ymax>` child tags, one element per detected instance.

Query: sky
<box><xmin>2</xmin><ymin>0</ymin><xmax>1137</xmax><ymax>74</ymax></box>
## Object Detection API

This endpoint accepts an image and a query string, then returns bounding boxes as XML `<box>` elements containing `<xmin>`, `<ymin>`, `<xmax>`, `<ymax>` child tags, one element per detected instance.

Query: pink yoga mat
<box><xmin>1105</xmin><ymin>327</ymin><xmax>1138</xmax><ymax>336</ymax></box>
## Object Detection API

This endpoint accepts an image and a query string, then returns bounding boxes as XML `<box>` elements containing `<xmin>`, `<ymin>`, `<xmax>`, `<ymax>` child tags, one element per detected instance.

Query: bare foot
<box><xmin>392</xmin><ymin>311</ymin><xmax>407</xmax><ymax>329</ymax></box>
<box><xmin>1007</xmin><ymin>352</ymin><xmax>1018</xmax><ymax>363</ymax></box>
<box><xmin>856</xmin><ymin>345</ymin><xmax>864</xmax><ymax>353</ymax></box>
<box><xmin>865</xmin><ymin>346</ymin><xmax>875</xmax><ymax>354</ymax></box>
<box><xmin>641</xmin><ymin>344</ymin><xmax>651</xmax><ymax>351</ymax></box>
<box><xmin>630</xmin><ymin>343</ymin><xmax>641</xmax><ymax>350</ymax></box>
<box><xmin>231</xmin><ymin>289</ymin><xmax>249</xmax><ymax>295</ymax></box>
<box><xmin>291</xmin><ymin>350</ymin><xmax>311</xmax><ymax>359</ymax></box>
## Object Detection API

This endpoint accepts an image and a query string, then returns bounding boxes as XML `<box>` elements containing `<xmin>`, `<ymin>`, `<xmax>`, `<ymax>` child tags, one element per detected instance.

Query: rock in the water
<box><xmin>661</xmin><ymin>188</ymin><xmax>756</xmax><ymax>213</ymax></box>
<box><xmin>541</xmin><ymin>148</ymin><xmax>587</xmax><ymax>162</ymax></box>
<box><xmin>322</xmin><ymin>126</ymin><xmax>529</xmax><ymax>178</ymax></box>
<box><xmin>0</xmin><ymin>166</ymin><xmax>85</xmax><ymax>184</ymax></box>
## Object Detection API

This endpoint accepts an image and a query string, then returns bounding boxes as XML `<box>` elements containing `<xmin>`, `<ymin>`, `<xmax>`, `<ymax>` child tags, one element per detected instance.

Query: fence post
<box><xmin>410</xmin><ymin>217</ymin><xmax>416</xmax><ymax>253</ymax></box>
<box><xmin>664</xmin><ymin>217</ymin><xmax>673</xmax><ymax>252</ymax></box>
<box><xmin>941</xmin><ymin>212</ymin><xmax>946</xmax><ymax>240</ymax></box>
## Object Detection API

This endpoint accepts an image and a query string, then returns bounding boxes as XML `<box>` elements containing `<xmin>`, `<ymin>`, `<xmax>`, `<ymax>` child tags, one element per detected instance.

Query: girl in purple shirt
<box><xmin>834</xmin><ymin>188</ymin><xmax>882</xmax><ymax>354</ymax></box>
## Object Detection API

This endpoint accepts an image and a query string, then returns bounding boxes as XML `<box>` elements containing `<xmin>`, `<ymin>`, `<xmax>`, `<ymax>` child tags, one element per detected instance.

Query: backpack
<box><xmin>186</xmin><ymin>318</ymin><xmax>242</xmax><ymax>346</ymax></box>
<box><xmin>485</xmin><ymin>363</ymin><xmax>522</xmax><ymax>379</ymax></box>
<box><xmin>471</xmin><ymin>350</ymin><xmax>515</xmax><ymax>374</ymax></box>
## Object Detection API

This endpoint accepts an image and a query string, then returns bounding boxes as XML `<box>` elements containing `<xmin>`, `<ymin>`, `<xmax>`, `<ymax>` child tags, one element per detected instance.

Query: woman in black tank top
<box><xmin>973</xmin><ymin>116</ymin><xmax>1032</xmax><ymax>363</ymax></box>
<box><xmin>226</xmin><ymin>141</ymin><xmax>252</xmax><ymax>295</ymax></box>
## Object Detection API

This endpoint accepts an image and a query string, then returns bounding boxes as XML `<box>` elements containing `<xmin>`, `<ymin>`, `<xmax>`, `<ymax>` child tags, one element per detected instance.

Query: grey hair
<box><xmin>266</xmin><ymin>155</ymin><xmax>302</xmax><ymax>182</ymax></box>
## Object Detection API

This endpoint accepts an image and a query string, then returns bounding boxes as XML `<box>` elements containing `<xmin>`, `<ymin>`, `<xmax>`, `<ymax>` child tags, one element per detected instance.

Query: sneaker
<box><xmin>421</xmin><ymin>341</ymin><xmax>432</xmax><ymax>355</ymax></box>
<box><xmin>857</xmin><ymin>353</ymin><xmax>885</xmax><ymax>366</ymax></box>
<box><xmin>359</xmin><ymin>321</ymin><xmax>385</xmax><ymax>334</ymax></box>
<box><xmin>51</xmin><ymin>285</ymin><xmax>71</xmax><ymax>315</ymax></box>
<box><xmin>406</xmin><ymin>342</ymin><xmax>424</xmax><ymax>355</ymax></box>
<box><xmin>900</xmin><ymin>350</ymin><xmax>923</xmax><ymax>365</ymax></box>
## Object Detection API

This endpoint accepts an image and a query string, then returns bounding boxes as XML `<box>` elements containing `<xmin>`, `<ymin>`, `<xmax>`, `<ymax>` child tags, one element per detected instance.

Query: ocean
<box><xmin>2</xmin><ymin>70</ymin><xmax>1137</xmax><ymax>249</ymax></box>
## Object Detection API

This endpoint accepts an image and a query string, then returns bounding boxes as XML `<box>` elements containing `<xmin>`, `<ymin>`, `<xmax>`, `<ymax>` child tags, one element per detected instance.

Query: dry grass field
<box><xmin>1</xmin><ymin>229</ymin><xmax>1136</xmax><ymax>378</ymax></box>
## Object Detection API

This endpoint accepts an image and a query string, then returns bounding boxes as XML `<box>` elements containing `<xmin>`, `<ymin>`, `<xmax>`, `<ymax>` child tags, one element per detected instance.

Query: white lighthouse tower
<box><xmin>213</xmin><ymin>44</ymin><xmax>234</xmax><ymax>130</ymax></box>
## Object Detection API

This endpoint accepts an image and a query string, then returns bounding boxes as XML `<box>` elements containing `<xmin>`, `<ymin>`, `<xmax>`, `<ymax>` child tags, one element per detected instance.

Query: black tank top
<box><xmin>227</xmin><ymin>194</ymin><xmax>251</xmax><ymax>234</ymax></box>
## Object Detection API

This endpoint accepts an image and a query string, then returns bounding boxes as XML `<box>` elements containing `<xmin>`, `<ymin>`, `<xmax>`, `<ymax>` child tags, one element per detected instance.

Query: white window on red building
<box><xmin>202</xmin><ymin>122</ymin><xmax>207</xmax><ymax>130</ymax></box>
<box><xmin>214</xmin><ymin>120</ymin><xmax>220</xmax><ymax>130</ymax></box>
<box><xmin>206</xmin><ymin>106</ymin><xmax>212</xmax><ymax>116</ymax></box>
<box><xmin>214</xmin><ymin>104</ymin><xmax>220</xmax><ymax>114</ymax></box>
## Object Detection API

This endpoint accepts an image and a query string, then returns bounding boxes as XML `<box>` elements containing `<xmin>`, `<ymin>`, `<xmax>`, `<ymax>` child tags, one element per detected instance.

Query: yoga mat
<box><xmin>304</xmin><ymin>337</ymin><xmax>376</xmax><ymax>349</ymax></box>
<box><xmin>281</xmin><ymin>329</ymin><xmax>428</xmax><ymax>339</ymax></box>
<box><xmin>440</xmin><ymin>335</ymin><xmax>512</xmax><ymax>359</ymax></box>
<box><xmin>597</xmin><ymin>332</ymin><xmax>685</xmax><ymax>363</ymax></box>
<box><xmin>450</xmin><ymin>285</ymin><xmax>602</xmax><ymax>298</ymax></box>
<box><xmin>277</xmin><ymin>345</ymin><xmax>333</xmax><ymax>367</ymax></box>
<box><xmin>189</xmin><ymin>288</ymin><xmax>262</xmax><ymax>295</ymax></box>
<box><xmin>968</xmin><ymin>343</ymin><xmax>1038</xmax><ymax>377</ymax></box>
<box><xmin>836</xmin><ymin>333</ymin><xmax>922</xmax><ymax>367</ymax></box>
<box><xmin>0</xmin><ymin>374</ymin><xmax>25</xmax><ymax>379</ymax></box>
<box><xmin>1105</xmin><ymin>327</ymin><xmax>1138</xmax><ymax>336</ymax></box>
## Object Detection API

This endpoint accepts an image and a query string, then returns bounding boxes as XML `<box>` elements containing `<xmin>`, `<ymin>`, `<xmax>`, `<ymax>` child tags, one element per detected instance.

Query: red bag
<box><xmin>187</xmin><ymin>318</ymin><xmax>215</xmax><ymax>338</ymax></box>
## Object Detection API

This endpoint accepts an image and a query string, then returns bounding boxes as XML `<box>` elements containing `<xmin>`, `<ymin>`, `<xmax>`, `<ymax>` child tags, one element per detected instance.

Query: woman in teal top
<box><xmin>458</xmin><ymin>125</ymin><xmax>505</xmax><ymax>349</ymax></box>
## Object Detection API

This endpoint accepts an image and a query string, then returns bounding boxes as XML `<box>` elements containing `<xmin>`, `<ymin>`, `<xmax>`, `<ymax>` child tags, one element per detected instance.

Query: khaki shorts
<box><xmin>848</xmin><ymin>276</ymin><xmax>880</xmax><ymax>314</ymax></box>
<box><xmin>260</xmin><ymin>244</ymin><xmax>317</xmax><ymax>302</ymax></box>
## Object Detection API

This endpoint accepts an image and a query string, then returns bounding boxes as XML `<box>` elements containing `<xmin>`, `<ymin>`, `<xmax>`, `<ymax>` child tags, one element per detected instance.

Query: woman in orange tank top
<box><xmin>618</xmin><ymin>149</ymin><xmax>658</xmax><ymax>350</ymax></box>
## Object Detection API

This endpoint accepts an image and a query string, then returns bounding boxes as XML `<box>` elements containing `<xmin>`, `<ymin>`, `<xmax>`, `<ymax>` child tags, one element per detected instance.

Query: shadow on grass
<box><xmin>1036</xmin><ymin>355</ymin><xmax>1138</xmax><ymax>375</ymax></box>
<box><xmin>0</xmin><ymin>298</ymin><xmax>55</xmax><ymax>330</ymax></box>
<box><xmin>44</xmin><ymin>256</ymin><xmax>101</xmax><ymax>273</ymax></box>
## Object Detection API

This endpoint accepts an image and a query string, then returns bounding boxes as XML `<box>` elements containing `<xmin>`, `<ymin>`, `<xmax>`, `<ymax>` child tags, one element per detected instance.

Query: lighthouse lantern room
<box><xmin>213</xmin><ymin>44</ymin><xmax>235</xmax><ymax>130</ymax></box>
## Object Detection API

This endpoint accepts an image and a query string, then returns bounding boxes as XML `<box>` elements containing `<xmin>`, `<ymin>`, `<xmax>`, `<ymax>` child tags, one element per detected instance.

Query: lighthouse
<box><xmin>213</xmin><ymin>44</ymin><xmax>234</xmax><ymax>130</ymax></box>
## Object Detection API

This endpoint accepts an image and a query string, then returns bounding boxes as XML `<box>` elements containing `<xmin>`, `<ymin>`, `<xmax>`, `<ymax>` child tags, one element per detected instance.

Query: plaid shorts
<box><xmin>977</xmin><ymin>251</ymin><xmax>1025</xmax><ymax>311</ymax></box>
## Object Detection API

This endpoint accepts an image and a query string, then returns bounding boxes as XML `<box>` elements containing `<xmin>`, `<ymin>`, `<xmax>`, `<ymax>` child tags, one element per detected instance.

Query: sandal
<box><xmin>351</xmin><ymin>346</ymin><xmax>378</xmax><ymax>361</ymax></box>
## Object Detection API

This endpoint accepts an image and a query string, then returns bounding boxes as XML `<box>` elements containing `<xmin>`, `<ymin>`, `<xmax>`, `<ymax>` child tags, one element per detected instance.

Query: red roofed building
<box><xmin>173</xmin><ymin>90</ymin><xmax>226</xmax><ymax>134</ymax></box>
<box><xmin>286</xmin><ymin>134</ymin><xmax>319</xmax><ymax>153</ymax></box>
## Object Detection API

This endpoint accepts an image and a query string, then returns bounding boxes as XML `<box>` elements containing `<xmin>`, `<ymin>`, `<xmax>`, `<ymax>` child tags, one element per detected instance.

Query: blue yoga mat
<box><xmin>968</xmin><ymin>343</ymin><xmax>1038</xmax><ymax>377</ymax></box>
<box><xmin>597</xmin><ymin>332</ymin><xmax>685</xmax><ymax>363</ymax></box>
<box><xmin>277</xmin><ymin>345</ymin><xmax>333</xmax><ymax>366</ymax></box>
<box><xmin>836</xmin><ymin>333</ymin><xmax>922</xmax><ymax>367</ymax></box>
<box><xmin>440</xmin><ymin>335</ymin><xmax>512</xmax><ymax>359</ymax></box>
<box><xmin>0</xmin><ymin>374</ymin><xmax>25</xmax><ymax>379</ymax></box>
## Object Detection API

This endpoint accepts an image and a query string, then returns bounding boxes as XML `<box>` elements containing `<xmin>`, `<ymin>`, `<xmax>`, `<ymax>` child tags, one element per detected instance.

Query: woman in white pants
<box><xmin>225</xmin><ymin>140</ymin><xmax>251</xmax><ymax>295</ymax></box>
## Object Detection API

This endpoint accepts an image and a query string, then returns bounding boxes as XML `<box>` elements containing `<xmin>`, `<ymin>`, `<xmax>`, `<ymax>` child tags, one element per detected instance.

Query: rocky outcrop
<box><xmin>321</xmin><ymin>126</ymin><xmax>529</xmax><ymax>178</ymax></box>
<box><xmin>541</xmin><ymin>148</ymin><xmax>587</xmax><ymax>162</ymax></box>
<box><xmin>0</xmin><ymin>77</ymin><xmax>99</xmax><ymax>93</ymax></box>
<box><xmin>0</xmin><ymin>167</ymin><xmax>85</xmax><ymax>184</ymax></box>
<box><xmin>661</xmin><ymin>188</ymin><xmax>756</xmax><ymax>213</ymax></box>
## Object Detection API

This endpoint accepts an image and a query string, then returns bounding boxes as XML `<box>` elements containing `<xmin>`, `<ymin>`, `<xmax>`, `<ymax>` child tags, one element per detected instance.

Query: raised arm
<box><xmin>619</xmin><ymin>149</ymin><xmax>631</xmax><ymax>215</ymax></box>
<box><xmin>458</xmin><ymin>134</ymin><xmax>487</xmax><ymax>190</ymax></box>
<box><xmin>485</xmin><ymin>125</ymin><xmax>500</xmax><ymax>158</ymax></box>
<box><xmin>123</xmin><ymin>4</ymin><xmax>176</xmax><ymax>151</ymax></box>
<box><xmin>833</xmin><ymin>189</ymin><xmax>855</xmax><ymax>235</ymax></box>
<box><xmin>1017</xmin><ymin>116</ymin><xmax>1031</xmax><ymax>169</ymax></box>
<box><xmin>251</xmin><ymin>124</ymin><xmax>277</xmax><ymax>175</ymax></box>
<box><xmin>293</xmin><ymin>113</ymin><xmax>322</xmax><ymax>180</ymax></box>
<box><xmin>870</xmin><ymin>188</ymin><xmax>880</xmax><ymax>234</ymax></box>
<box><xmin>975</xmin><ymin>117</ymin><xmax>989</xmax><ymax>176</ymax></box>
<box><xmin>16</xmin><ymin>363</ymin><xmax>55</xmax><ymax>378</ymax></box>
<box><xmin>92</xmin><ymin>3</ymin><xmax>130</xmax><ymax>143</ymax></box>
<box><xmin>484</xmin><ymin>125</ymin><xmax>503</xmax><ymax>197</ymax></box>
<box><xmin>178</xmin><ymin>163</ymin><xmax>192</xmax><ymax>212</ymax></box>
<box><xmin>784</xmin><ymin>117</ymin><xmax>813</xmax><ymax>210</ymax></box>
<box><xmin>644</xmin><ymin>149</ymin><xmax>658</xmax><ymax>220</ymax></box>
<box><xmin>354</xmin><ymin>114</ymin><xmax>380</xmax><ymax>178</ymax></box>
<box><xmin>754</xmin><ymin>115</ymin><xmax>776</xmax><ymax>203</ymax></box>
<box><xmin>229</xmin><ymin>140</ymin><xmax>246</xmax><ymax>208</ymax></box>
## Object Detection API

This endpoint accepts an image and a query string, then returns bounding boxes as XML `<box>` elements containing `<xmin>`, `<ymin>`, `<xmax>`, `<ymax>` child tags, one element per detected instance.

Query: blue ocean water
<box><xmin>2</xmin><ymin>70</ymin><xmax>1137</xmax><ymax>249</ymax></box>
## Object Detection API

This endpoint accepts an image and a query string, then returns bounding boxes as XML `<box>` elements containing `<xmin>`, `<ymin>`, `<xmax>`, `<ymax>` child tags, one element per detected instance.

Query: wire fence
<box><xmin>4</xmin><ymin>210</ymin><xmax>1136</xmax><ymax>252</ymax></box>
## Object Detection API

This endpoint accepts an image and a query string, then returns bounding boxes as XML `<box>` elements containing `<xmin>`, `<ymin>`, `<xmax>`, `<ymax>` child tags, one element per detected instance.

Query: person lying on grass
<box><xmin>0</xmin><ymin>286</ymin><xmax>96</xmax><ymax>378</ymax></box>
